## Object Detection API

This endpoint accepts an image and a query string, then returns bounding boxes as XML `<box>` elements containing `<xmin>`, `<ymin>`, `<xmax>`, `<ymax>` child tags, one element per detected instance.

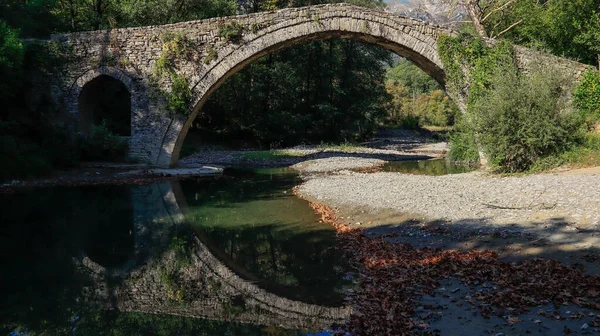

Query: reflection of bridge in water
<box><xmin>77</xmin><ymin>181</ymin><xmax>351</xmax><ymax>330</ymax></box>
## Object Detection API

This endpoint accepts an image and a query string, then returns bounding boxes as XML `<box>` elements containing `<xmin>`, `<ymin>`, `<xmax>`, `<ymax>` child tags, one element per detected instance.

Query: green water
<box><xmin>380</xmin><ymin>158</ymin><xmax>478</xmax><ymax>175</ymax></box>
<box><xmin>1</xmin><ymin>168</ymin><xmax>347</xmax><ymax>336</ymax></box>
<box><xmin>181</xmin><ymin>168</ymin><xmax>347</xmax><ymax>305</ymax></box>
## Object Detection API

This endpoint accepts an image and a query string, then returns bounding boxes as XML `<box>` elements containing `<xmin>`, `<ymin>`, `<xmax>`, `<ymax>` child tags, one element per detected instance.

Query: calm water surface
<box><xmin>1</xmin><ymin>168</ymin><xmax>349</xmax><ymax>336</ymax></box>
<box><xmin>380</xmin><ymin>159</ymin><xmax>478</xmax><ymax>175</ymax></box>
<box><xmin>1</xmin><ymin>162</ymin><xmax>473</xmax><ymax>335</ymax></box>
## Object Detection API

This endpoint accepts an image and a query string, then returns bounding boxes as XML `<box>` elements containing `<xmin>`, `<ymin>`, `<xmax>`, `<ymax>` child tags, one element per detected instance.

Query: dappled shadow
<box><xmin>359</xmin><ymin>128</ymin><xmax>445</xmax><ymax>152</ymax></box>
<box><xmin>180</xmin><ymin>148</ymin><xmax>437</xmax><ymax>168</ymax></box>
<box><xmin>359</xmin><ymin>215</ymin><xmax>600</xmax><ymax>276</ymax></box>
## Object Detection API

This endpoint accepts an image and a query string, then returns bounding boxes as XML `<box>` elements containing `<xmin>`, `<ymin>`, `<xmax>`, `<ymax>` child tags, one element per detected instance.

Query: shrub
<box><xmin>447</xmin><ymin>117</ymin><xmax>480</xmax><ymax>164</ymax></box>
<box><xmin>166</xmin><ymin>74</ymin><xmax>192</xmax><ymax>115</ymax></box>
<box><xmin>0</xmin><ymin>123</ymin><xmax>80</xmax><ymax>182</ymax></box>
<box><xmin>472</xmin><ymin>68</ymin><xmax>585</xmax><ymax>172</ymax></box>
<box><xmin>574</xmin><ymin>70</ymin><xmax>600</xmax><ymax>125</ymax></box>
<box><xmin>79</xmin><ymin>121</ymin><xmax>129</xmax><ymax>161</ymax></box>
<box><xmin>0</xmin><ymin>22</ymin><xmax>24</xmax><ymax>103</ymax></box>
<box><xmin>218</xmin><ymin>21</ymin><xmax>244</xmax><ymax>42</ymax></box>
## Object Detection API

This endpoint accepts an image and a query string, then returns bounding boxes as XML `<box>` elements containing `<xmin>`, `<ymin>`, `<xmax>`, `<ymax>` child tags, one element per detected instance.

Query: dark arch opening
<box><xmin>177</xmin><ymin>34</ymin><xmax>454</xmax><ymax>160</ymax></box>
<box><xmin>78</xmin><ymin>75</ymin><xmax>131</xmax><ymax>136</ymax></box>
<box><xmin>169</xmin><ymin>27</ymin><xmax>451</xmax><ymax>166</ymax></box>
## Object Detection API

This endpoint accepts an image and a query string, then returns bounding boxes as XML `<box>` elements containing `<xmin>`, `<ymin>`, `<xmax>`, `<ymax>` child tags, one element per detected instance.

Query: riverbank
<box><xmin>294</xmin><ymin>165</ymin><xmax>600</xmax><ymax>335</ymax></box>
<box><xmin>0</xmin><ymin>165</ymin><xmax>223</xmax><ymax>193</ymax></box>
<box><xmin>179</xmin><ymin>129</ymin><xmax>446</xmax><ymax>168</ymax></box>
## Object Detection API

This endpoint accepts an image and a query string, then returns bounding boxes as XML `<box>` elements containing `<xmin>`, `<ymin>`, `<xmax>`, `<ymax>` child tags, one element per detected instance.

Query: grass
<box><xmin>528</xmin><ymin>132</ymin><xmax>600</xmax><ymax>173</ymax></box>
<box><xmin>236</xmin><ymin>150</ymin><xmax>306</xmax><ymax>160</ymax></box>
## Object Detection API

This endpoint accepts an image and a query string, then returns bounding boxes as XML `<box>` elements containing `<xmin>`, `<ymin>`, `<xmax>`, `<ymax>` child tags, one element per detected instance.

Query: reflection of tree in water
<box><xmin>80</xmin><ymin>187</ymin><xmax>134</xmax><ymax>268</ymax></box>
<box><xmin>181</xmin><ymin>168</ymin><xmax>349</xmax><ymax>305</ymax></box>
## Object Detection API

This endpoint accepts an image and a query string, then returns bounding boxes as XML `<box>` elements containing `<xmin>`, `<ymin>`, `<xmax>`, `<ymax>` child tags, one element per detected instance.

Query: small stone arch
<box><xmin>67</xmin><ymin>66</ymin><xmax>137</xmax><ymax>136</ymax></box>
<box><xmin>161</xmin><ymin>8</ymin><xmax>458</xmax><ymax>167</ymax></box>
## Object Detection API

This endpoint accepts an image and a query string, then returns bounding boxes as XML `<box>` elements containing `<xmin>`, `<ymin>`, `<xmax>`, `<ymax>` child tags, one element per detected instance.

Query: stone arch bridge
<box><xmin>52</xmin><ymin>3</ymin><xmax>590</xmax><ymax>167</ymax></box>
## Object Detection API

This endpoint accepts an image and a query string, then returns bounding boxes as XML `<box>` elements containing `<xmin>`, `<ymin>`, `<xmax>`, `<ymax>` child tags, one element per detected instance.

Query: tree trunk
<box><xmin>69</xmin><ymin>0</ymin><xmax>76</xmax><ymax>30</ymax></box>
<box><xmin>467</xmin><ymin>1</ymin><xmax>487</xmax><ymax>37</ymax></box>
<box><xmin>94</xmin><ymin>0</ymin><xmax>102</xmax><ymax>30</ymax></box>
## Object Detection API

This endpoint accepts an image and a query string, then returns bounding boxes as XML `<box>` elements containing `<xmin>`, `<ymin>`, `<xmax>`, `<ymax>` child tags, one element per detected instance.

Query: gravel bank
<box><xmin>297</xmin><ymin>170</ymin><xmax>600</xmax><ymax>226</ymax></box>
<box><xmin>179</xmin><ymin>129</ymin><xmax>446</xmax><ymax>168</ymax></box>
<box><xmin>291</xmin><ymin>157</ymin><xmax>386</xmax><ymax>173</ymax></box>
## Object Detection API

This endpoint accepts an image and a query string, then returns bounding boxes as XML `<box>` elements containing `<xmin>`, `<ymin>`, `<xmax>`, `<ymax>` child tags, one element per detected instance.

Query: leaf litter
<box><xmin>307</xmin><ymin>202</ymin><xmax>600</xmax><ymax>335</ymax></box>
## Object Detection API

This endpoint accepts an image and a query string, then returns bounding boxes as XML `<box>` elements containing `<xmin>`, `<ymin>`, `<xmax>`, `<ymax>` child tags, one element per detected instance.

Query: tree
<box><xmin>441</xmin><ymin>0</ymin><xmax>526</xmax><ymax>38</ymax></box>
<box><xmin>0</xmin><ymin>22</ymin><xmax>24</xmax><ymax>107</ymax></box>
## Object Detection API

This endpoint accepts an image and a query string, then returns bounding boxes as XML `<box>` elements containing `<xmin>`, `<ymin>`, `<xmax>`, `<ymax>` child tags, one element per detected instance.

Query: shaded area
<box><xmin>78</xmin><ymin>74</ymin><xmax>131</xmax><ymax>136</ymax></box>
<box><xmin>0</xmin><ymin>185</ymin><xmax>135</xmax><ymax>334</ymax></box>
<box><xmin>1</xmin><ymin>170</ymin><xmax>349</xmax><ymax>335</ymax></box>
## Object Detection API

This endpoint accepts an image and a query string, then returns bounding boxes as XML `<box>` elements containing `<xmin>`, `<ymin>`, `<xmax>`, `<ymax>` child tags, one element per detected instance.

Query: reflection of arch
<box><xmin>67</xmin><ymin>66</ymin><xmax>136</xmax><ymax>136</ymax></box>
<box><xmin>159</xmin><ymin>6</ymin><xmax>455</xmax><ymax>166</ymax></box>
<box><xmin>80</xmin><ymin>181</ymin><xmax>350</xmax><ymax>330</ymax></box>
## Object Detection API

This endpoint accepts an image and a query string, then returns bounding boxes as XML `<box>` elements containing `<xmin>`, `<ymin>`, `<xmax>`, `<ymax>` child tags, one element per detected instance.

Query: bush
<box><xmin>0</xmin><ymin>122</ymin><xmax>80</xmax><ymax>182</ymax></box>
<box><xmin>79</xmin><ymin>122</ymin><xmax>129</xmax><ymax>161</ymax></box>
<box><xmin>218</xmin><ymin>21</ymin><xmax>244</xmax><ymax>42</ymax></box>
<box><xmin>384</xmin><ymin>81</ymin><xmax>458</xmax><ymax>128</ymax></box>
<box><xmin>574</xmin><ymin>70</ymin><xmax>600</xmax><ymax>125</ymax></box>
<box><xmin>447</xmin><ymin>117</ymin><xmax>480</xmax><ymax>164</ymax></box>
<box><xmin>0</xmin><ymin>22</ymin><xmax>24</xmax><ymax>104</ymax></box>
<box><xmin>472</xmin><ymin>68</ymin><xmax>585</xmax><ymax>172</ymax></box>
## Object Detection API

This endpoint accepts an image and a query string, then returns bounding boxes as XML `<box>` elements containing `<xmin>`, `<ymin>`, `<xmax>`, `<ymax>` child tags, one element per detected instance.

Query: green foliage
<box><xmin>0</xmin><ymin>22</ymin><xmax>24</xmax><ymax>102</ymax></box>
<box><xmin>438</xmin><ymin>32</ymin><xmax>590</xmax><ymax>172</ymax></box>
<box><xmin>155</xmin><ymin>32</ymin><xmax>194</xmax><ymax>77</ymax></box>
<box><xmin>529</xmin><ymin>133</ymin><xmax>600</xmax><ymax>172</ymax></box>
<box><xmin>165</xmin><ymin>74</ymin><xmax>192</xmax><ymax>115</ymax></box>
<box><xmin>472</xmin><ymin>68</ymin><xmax>584</xmax><ymax>172</ymax></box>
<box><xmin>218</xmin><ymin>21</ymin><xmax>245</xmax><ymax>42</ymax></box>
<box><xmin>153</xmin><ymin>33</ymin><xmax>194</xmax><ymax>115</ymax></box>
<box><xmin>384</xmin><ymin>80</ymin><xmax>458</xmax><ymax>128</ymax></box>
<box><xmin>79</xmin><ymin>121</ymin><xmax>129</xmax><ymax>161</ymax></box>
<box><xmin>447</xmin><ymin>117</ymin><xmax>480</xmax><ymax>164</ymax></box>
<box><xmin>194</xmin><ymin>39</ymin><xmax>391</xmax><ymax>148</ymax></box>
<box><xmin>204</xmin><ymin>47</ymin><xmax>218</xmax><ymax>64</ymax></box>
<box><xmin>489</xmin><ymin>0</ymin><xmax>600</xmax><ymax>67</ymax></box>
<box><xmin>574</xmin><ymin>70</ymin><xmax>600</xmax><ymax>124</ymax></box>
<box><xmin>116</xmin><ymin>0</ymin><xmax>237</xmax><ymax>28</ymax></box>
<box><xmin>386</xmin><ymin>59</ymin><xmax>440</xmax><ymax>97</ymax></box>
<box><xmin>0</xmin><ymin>122</ymin><xmax>80</xmax><ymax>182</ymax></box>
<box><xmin>438</xmin><ymin>33</ymin><xmax>515</xmax><ymax>105</ymax></box>
<box><xmin>0</xmin><ymin>36</ymin><xmax>77</xmax><ymax>181</ymax></box>
<box><xmin>250</xmin><ymin>22</ymin><xmax>263</xmax><ymax>34</ymax></box>
<box><xmin>170</xmin><ymin>233</ymin><xmax>193</xmax><ymax>267</ymax></box>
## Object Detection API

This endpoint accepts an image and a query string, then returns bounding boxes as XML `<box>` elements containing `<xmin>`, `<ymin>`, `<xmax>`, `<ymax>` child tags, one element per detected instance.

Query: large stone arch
<box><xmin>158</xmin><ymin>6</ymin><xmax>456</xmax><ymax>167</ymax></box>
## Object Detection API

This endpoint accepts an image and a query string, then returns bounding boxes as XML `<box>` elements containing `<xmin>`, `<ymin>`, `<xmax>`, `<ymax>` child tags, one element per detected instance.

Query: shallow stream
<box><xmin>1</xmin><ymin>162</ymin><xmax>471</xmax><ymax>335</ymax></box>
